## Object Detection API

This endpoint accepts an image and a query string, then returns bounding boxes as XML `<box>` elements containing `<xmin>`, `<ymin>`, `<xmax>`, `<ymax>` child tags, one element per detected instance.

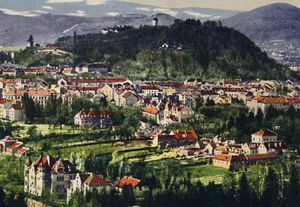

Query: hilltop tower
<box><xmin>152</xmin><ymin>17</ymin><xmax>158</xmax><ymax>27</ymax></box>
<box><xmin>27</xmin><ymin>35</ymin><xmax>34</xmax><ymax>48</ymax></box>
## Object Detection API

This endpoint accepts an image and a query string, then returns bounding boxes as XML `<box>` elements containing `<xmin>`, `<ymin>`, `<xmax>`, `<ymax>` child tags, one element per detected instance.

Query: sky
<box><xmin>123</xmin><ymin>0</ymin><xmax>300</xmax><ymax>10</ymax></box>
<box><xmin>0</xmin><ymin>0</ymin><xmax>299</xmax><ymax>17</ymax></box>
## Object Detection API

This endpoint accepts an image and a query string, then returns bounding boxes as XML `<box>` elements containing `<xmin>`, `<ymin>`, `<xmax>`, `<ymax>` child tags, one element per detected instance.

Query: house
<box><xmin>251</xmin><ymin>129</ymin><xmax>278</xmax><ymax>143</ymax></box>
<box><xmin>213</xmin><ymin>95</ymin><xmax>232</xmax><ymax>105</ymax></box>
<box><xmin>153</xmin><ymin>130</ymin><xmax>198</xmax><ymax>148</ymax></box>
<box><xmin>24</xmin><ymin>155</ymin><xmax>78</xmax><ymax>198</ymax></box>
<box><xmin>98</xmin><ymin>84</ymin><xmax>114</xmax><ymax>101</ymax></box>
<box><xmin>163</xmin><ymin>102</ymin><xmax>194</xmax><ymax>125</ymax></box>
<box><xmin>4</xmin><ymin>89</ymin><xmax>56</xmax><ymax>106</ymax></box>
<box><xmin>246</xmin><ymin>96</ymin><xmax>300</xmax><ymax>114</ymax></box>
<box><xmin>75</xmin><ymin>63</ymin><xmax>108</xmax><ymax>74</ymax></box>
<box><xmin>257</xmin><ymin>141</ymin><xmax>287</xmax><ymax>154</ymax></box>
<box><xmin>242</xmin><ymin>143</ymin><xmax>260</xmax><ymax>154</ymax></box>
<box><xmin>58</xmin><ymin>77</ymin><xmax>131</xmax><ymax>88</ymax></box>
<box><xmin>74</xmin><ymin>109</ymin><xmax>112</xmax><ymax>128</ymax></box>
<box><xmin>67</xmin><ymin>173</ymin><xmax>113</xmax><ymax>202</ymax></box>
<box><xmin>0</xmin><ymin>136</ymin><xmax>30</xmax><ymax>156</ymax></box>
<box><xmin>115</xmin><ymin>91</ymin><xmax>138</xmax><ymax>106</ymax></box>
<box><xmin>213</xmin><ymin>152</ymin><xmax>278</xmax><ymax>170</ymax></box>
<box><xmin>0</xmin><ymin>98</ymin><xmax>23</xmax><ymax>121</ymax></box>
<box><xmin>140</xmin><ymin>85</ymin><xmax>160</xmax><ymax>97</ymax></box>
<box><xmin>142</xmin><ymin>105</ymin><xmax>160</xmax><ymax>123</ymax></box>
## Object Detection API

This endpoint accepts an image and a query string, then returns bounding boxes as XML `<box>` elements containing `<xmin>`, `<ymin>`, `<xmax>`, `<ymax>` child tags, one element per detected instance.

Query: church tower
<box><xmin>27</xmin><ymin>35</ymin><xmax>34</xmax><ymax>48</ymax></box>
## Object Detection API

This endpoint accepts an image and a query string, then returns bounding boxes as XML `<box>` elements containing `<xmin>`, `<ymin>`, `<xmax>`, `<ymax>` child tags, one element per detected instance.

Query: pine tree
<box><xmin>261</xmin><ymin>168</ymin><xmax>280</xmax><ymax>207</ymax></box>
<box><xmin>238</xmin><ymin>173</ymin><xmax>251</xmax><ymax>207</ymax></box>
<box><xmin>0</xmin><ymin>185</ymin><xmax>5</xmax><ymax>207</ymax></box>
<box><xmin>286</xmin><ymin>165</ymin><xmax>300</xmax><ymax>207</ymax></box>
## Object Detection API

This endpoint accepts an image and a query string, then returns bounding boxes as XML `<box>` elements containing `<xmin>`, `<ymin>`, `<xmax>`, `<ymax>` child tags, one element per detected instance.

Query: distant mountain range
<box><xmin>0</xmin><ymin>12</ymin><xmax>176</xmax><ymax>47</ymax></box>
<box><xmin>2</xmin><ymin>2</ymin><xmax>300</xmax><ymax>47</ymax></box>
<box><xmin>222</xmin><ymin>3</ymin><xmax>300</xmax><ymax>44</ymax></box>
<box><xmin>0</xmin><ymin>1</ymin><xmax>240</xmax><ymax>47</ymax></box>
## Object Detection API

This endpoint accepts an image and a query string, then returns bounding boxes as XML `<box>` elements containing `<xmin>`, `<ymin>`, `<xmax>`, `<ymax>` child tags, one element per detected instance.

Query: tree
<box><xmin>0</xmin><ymin>185</ymin><xmax>5</xmax><ymax>207</ymax></box>
<box><xmin>22</xmin><ymin>94</ymin><xmax>36</xmax><ymax>122</ymax></box>
<box><xmin>261</xmin><ymin>168</ymin><xmax>280</xmax><ymax>207</ymax></box>
<box><xmin>255</xmin><ymin>108</ymin><xmax>264</xmax><ymax>128</ymax></box>
<box><xmin>238</xmin><ymin>173</ymin><xmax>251</xmax><ymax>207</ymax></box>
<box><xmin>122</xmin><ymin>185</ymin><xmax>136</xmax><ymax>206</ymax></box>
<box><xmin>286</xmin><ymin>165</ymin><xmax>300</xmax><ymax>207</ymax></box>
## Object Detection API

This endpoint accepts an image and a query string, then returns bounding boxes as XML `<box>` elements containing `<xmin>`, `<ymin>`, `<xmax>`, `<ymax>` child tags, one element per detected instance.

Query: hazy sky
<box><xmin>122</xmin><ymin>0</ymin><xmax>300</xmax><ymax>10</ymax></box>
<box><xmin>0</xmin><ymin>0</ymin><xmax>299</xmax><ymax>17</ymax></box>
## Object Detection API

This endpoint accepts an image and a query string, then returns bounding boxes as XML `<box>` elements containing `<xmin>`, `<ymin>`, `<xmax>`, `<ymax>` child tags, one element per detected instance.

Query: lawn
<box><xmin>13</xmin><ymin>123</ymin><xmax>84</xmax><ymax>138</ymax></box>
<box><xmin>50</xmin><ymin>140</ymin><xmax>152</xmax><ymax>158</ymax></box>
<box><xmin>184</xmin><ymin>165</ymin><xmax>228</xmax><ymax>184</ymax></box>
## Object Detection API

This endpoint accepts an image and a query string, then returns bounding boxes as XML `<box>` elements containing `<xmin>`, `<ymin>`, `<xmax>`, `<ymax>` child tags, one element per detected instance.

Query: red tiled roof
<box><xmin>1</xmin><ymin>136</ymin><xmax>15</xmax><ymax>142</ymax></box>
<box><xmin>252</xmin><ymin>129</ymin><xmax>277</xmax><ymax>137</ymax></box>
<box><xmin>171</xmin><ymin>130</ymin><xmax>198</xmax><ymax>140</ymax></box>
<box><xmin>142</xmin><ymin>106</ymin><xmax>159</xmax><ymax>115</ymax></box>
<box><xmin>65</xmin><ymin>77</ymin><xmax>129</xmax><ymax>84</ymax></box>
<box><xmin>141</xmin><ymin>85</ymin><xmax>159</xmax><ymax>90</ymax></box>
<box><xmin>0</xmin><ymin>98</ymin><xmax>8</xmax><ymax>104</ymax></box>
<box><xmin>251</xmin><ymin>96</ymin><xmax>300</xmax><ymax>104</ymax></box>
<box><xmin>6</xmin><ymin>142</ymin><xmax>22</xmax><ymax>151</ymax></box>
<box><xmin>15</xmin><ymin>147</ymin><xmax>30</xmax><ymax>156</ymax></box>
<box><xmin>115</xmin><ymin>176</ymin><xmax>140</xmax><ymax>188</ymax></box>
<box><xmin>84</xmin><ymin>174</ymin><xmax>111</xmax><ymax>186</ymax></box>
<box><xmin>246</xmin><ymin>152</ymin><xmax>278</xmax><ymax>160</ymax></box>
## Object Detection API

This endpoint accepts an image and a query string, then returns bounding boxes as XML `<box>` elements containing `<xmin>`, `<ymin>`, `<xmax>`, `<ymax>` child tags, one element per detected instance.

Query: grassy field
<box><xmin>13</xmin><ymin>123</ymin><xmax>85</xmax><ymax>138</ymax></box>
<box><xmin>184</xmin><ymin>165</ymin><xmax>228</xmax><ymax>184</ymax></box>
<box><xmin>50</xmin><ymin>140</ymin><xmax>152</xmax><ymax>158</ymax></box>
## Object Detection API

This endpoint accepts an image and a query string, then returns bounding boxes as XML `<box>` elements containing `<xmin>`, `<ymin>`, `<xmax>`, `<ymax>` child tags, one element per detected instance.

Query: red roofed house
<box><xmin>247</xmin><ymin>96</ymin><xmax>300</xmax><ymax>114</ymax></box>
<box><xmin>142</xmin><ymin>105</ymin><xmax>160</xmax><ymax>123</ymax></box>
<box><xmin>0</xmin><ymin>98</ymin><xmax>23</xmax><ymax>121</ymax></box>
<box><xmin>115</xmin><ymin>176</ymin><xmax>140</xmax><ymax>190</ymax></box>
<box><xmin>163</xmin><ymin>102</ymin><xmax>194</xmax><ymax>125</ymax></box>
<box><xmin>74</xmin><ymin>109</ymin><xmax>112</xmax><ymax>128</ymax></box>
<box><xmin>114</xmin><ymin>90</ymin><xmax>139</xmax><ymax>106</ymax></box>
<box><xmin>153</xmin><ymin>130</ymin><xmax>198</xmax><ymax>148</ymax></box>
<box><xmin>213</xmin><ymin>152</ymin><xmax>278</xmax><ymax>170</ymax></box>
<box><xmin>0</xmin><ymin>136</ymin><xmax>29</xmax><ymax>157</ymax></box>
<box><xmin>67</xmin><ymin>173</ymin><xmax>113</xmax><ymax>202</ymax></box>
<box><xmin>251</xmin><ymin>129</ymin><xmax>278</xmax><ymax>143</ymax></box>
<box><xmin>24</xmin><ymin>155</ymin><xmax>78</xmax><ymax>198</ymax></box>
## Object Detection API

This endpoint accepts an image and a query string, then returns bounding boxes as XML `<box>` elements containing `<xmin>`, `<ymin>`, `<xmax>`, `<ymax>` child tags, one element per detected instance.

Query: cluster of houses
<box><xmin>24</xmin><ymin>155</ymin><xmax>140</xmax><ymax>202</ymax></box>
<box><xmin>152</xmin><ymin>128</ymin><xmax>287</xmax><ymax>170</ymax></box>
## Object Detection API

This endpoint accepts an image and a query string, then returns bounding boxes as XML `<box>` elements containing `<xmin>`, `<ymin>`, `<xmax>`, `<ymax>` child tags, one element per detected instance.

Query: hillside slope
<box><xmin>222</xmin><ymin>3</ymin><xmax>300</xmax><ymax>42</ymax></box>
<box><xmin>56</xmin><ymin>20</ymin><xmax>291</xmax><ymax>80</ymax></box>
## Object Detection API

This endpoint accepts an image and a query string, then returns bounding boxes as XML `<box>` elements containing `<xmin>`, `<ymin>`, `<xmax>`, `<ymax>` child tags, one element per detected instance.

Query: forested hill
<box><xmin>56</xmin><ymin>19</ymin><xmax>291</xmax><ymax>80</ymax></box>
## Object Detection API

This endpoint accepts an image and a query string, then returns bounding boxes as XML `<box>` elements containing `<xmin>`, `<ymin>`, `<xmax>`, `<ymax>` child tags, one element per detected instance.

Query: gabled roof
<box><xmin>84</xmin><ymin>174</ymin><xmax>111</xmax><ymax>187</ymax></box>
<box><xmin>6</xmin><ymin>142</ymin><xmax>22</xmax><ymax>151</ymax></box>
<box><xmin>252</xmin><ymin>129</ymin><xmax>277</xmax><ymax>137</ymax></box>
<box><xmin>15</xmin><ymin>147</ymin><xmax>30</xmax><ymax>156</ymax></box>
<box><xmin>1</xmin><ymin>136</ymin><xmax>15</xmax><ymax>142</ymax></box>
<box><xmin>51</xmin><ymin>159</ymin><xmax>77</xmax><ymax>174</ymax></box>
<box><xmin>171</xmin><ymin>130</ymin><xmax>198</xmax><ymax>140</ymax></box>
<box><xmin>115</xmin><ymin>176</ymin><xmax>140</xmax><ymax>188</ymax></box>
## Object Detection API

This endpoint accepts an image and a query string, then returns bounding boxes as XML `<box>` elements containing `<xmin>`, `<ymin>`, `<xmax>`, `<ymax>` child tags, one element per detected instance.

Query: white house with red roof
<box><xmin>67</xmin><ymin>173</ymin><xmax>113</xmax><ymax>202</ymax></box>
<box><xmin>0</xmin><ymin>136</ymin><xmax>29</xmax><ymax>157</ymax></box>
<box><xmin>74</xmin><ymin>109</ymin><xmax>112</xmax><ymax>128</ymax></box>
<box><xmin>163</xmin><ymin>102</ymin><xmax>194</xmax><ymax>125</ymax></box>
<box><xmin>0</xmin><ymin>98</ymin><xmax>23</xmax><ymax>121</ymax></box>
<box><xmin>251</xmin><ymin>129</ymin><xmax>278</xmax><ymax>143</ymax></box>
<box><xmin>24</xmin><ymin>155</ymin><xmax>78</xmax><ymax>198</ymax></box>
<box><xmin>153</xmin><ymin>129</ymin><xmax>198</xmax><ymax>148</ymax></box>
